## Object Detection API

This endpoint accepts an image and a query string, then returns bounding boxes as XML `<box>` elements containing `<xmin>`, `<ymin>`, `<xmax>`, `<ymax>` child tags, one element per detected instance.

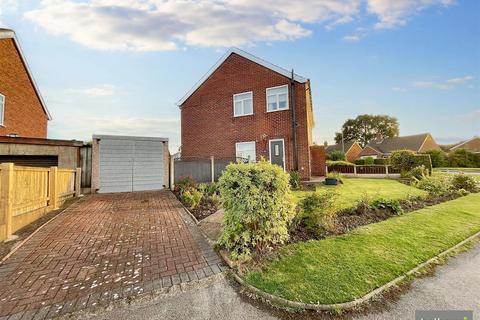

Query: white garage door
<box><xmin>95</xmin><ymin>135</ymin><xmax>168</xmax><ymax>193</ymax></box>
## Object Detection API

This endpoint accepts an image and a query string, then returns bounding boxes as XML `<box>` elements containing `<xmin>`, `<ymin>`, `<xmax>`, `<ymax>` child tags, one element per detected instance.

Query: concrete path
<box><xmin>0</xmin><ymin>191</ymin><xmax>224</xmax><ymax>319</ymax></box>
<box><xmin>80</xmin><ymin>241</ymin><xmax>480</xmax><ymax>320</ymax></box>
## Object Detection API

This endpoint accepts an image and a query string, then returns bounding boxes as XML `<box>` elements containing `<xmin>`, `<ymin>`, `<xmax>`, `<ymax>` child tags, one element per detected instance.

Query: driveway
<box><xmin>0</xmin><ymin>191</ymin><xmax>224</xmax><ymax>319</ymax></box>
<box><xmin>83</xmin><ymin>241</ymin><xmax>480</xmax><ymax>320</ymax></box>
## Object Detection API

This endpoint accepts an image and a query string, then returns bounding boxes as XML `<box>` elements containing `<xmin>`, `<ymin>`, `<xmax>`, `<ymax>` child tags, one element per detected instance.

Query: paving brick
<box><xmin>0</xmin><ymin>191</ymin><xmax>222</xmax><ymax>318</ymax></box>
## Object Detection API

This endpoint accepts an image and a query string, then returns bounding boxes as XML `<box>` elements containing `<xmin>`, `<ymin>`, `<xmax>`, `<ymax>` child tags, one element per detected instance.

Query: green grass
<box><xmin>245</xmin><ymin>193</ymin><xmax>480</xmax><ymax>304</ymax></box>
<box><xmin>293</xmin><ymin>178</ymin><xmax>427</xmax><ymax>210</ymax></box>
<box><xmin>434</xmin><ymin>167</ymin><xmax>480</xmax><ymax>172</ymax></box>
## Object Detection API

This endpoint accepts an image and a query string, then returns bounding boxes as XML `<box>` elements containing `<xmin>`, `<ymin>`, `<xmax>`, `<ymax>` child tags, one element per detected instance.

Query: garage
<box><xmin>92</xmin><ymin>135</ymin><xmax>169</xmax><ymax>193</ymax></box>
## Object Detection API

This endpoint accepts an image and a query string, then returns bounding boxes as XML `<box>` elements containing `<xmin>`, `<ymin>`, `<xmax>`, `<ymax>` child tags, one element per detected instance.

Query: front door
<box><xmin>269</xmin><ymin>139</ymin><xmax>285</xmax><ymax>169</ymax></box>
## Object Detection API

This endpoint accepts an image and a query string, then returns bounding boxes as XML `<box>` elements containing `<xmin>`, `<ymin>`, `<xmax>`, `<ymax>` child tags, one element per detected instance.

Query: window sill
<box><xmin>233</xmin><ymin>113</ymin><xmax>254</xmax><ymax>118</ymax></box>
<box><xmin>266</xmin><ymin>108</ymin><xmax>289</xmax><ymax>113</ymax></box>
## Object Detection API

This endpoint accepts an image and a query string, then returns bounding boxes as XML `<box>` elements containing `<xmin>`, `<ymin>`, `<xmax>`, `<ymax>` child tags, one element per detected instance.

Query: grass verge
<box><xmin>293</xmin><ymin>178</ymin><xmax>426</xmax><ymax>210</ymax></box>
<box><xmin>245</xmin><ymin>193</ymin><xmax>480</xmax><ymax>305</ymax></box>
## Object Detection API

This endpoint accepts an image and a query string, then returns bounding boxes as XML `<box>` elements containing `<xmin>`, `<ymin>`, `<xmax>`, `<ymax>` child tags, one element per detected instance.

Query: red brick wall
<box><xmin>346</xmin><ymin>143</ymin><xmax>363</xmax><ymax>162</ymax></box>
<box><xmin>0</xmin><ymin>38</ymin><xmax>48</xmax><ymax>138</ymax></box>
<box><xmin>310</xmin><ymin>145</ymin><xmax>326</xmax><ymax>176</ymax></box>
<box><xmin>181</xmin><ymin>53</ymin><xmax>312</xmax><ymax>178</ymax></box>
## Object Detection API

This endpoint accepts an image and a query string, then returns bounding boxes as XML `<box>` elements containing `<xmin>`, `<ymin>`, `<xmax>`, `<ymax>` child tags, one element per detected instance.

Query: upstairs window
<box><xmin>266</xmin><ymin>85</ymin><xmax>288</xmax><ymax>112</ymax></box>
<box><xmin>0</xmin><ymin>94</ymin><xmax>4</xmax><ymax>125</ymax></box>
<box><xmin>233</xmin><ymin>91</ymin><xmax>253</xmax><ymax>117</ymax></box>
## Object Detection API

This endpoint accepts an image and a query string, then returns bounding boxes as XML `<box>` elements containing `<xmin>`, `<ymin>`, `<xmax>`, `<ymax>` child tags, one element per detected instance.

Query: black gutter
<box><xmin>290</xmin><ymin>69</ymin><xmax>298</xmax><ymax>171</ymax></box>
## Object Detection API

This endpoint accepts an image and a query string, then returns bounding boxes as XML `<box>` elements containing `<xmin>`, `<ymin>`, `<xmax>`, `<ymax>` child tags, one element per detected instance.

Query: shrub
<box><xmin>423</xmin><ymin>150</ymin><xmax>448</xmax><ymax>168</ymax></box>
<box><xmin>364</xmin><ymin>157</ymin><xmax>375</xmax><ymax>165</ymax></box>
<box><xmin>300</xmin><ymin>190</ymin><xmax>337</xmax><ymax>232</ymax></box>
<box><xmin>326</xmin><ymin>171</ymin><xmax>343</xmax><ymax>183</ymax></box>
<box><xmin>326</xmin><ymin>160</ymin><xmax>354</xmax><ymax>167</ymax></box>
<box><xmin>355</xmin><ymin>159</ymin><xmax>365</xmax><ymax>165</ymax></box>
<box><xmin>390</xmin><ymin>150</ymin><xmax>432</xmax><ymax>175</ymax></box>
<box><xmin>327</xmin><ymin>150</ymin><xmax>346</xmax><ymax>161</ymax></box>
<box><xmin>218</xmin><ymin>160</ymin><xmax>296</xmax><ymax>260</ymax></box>
<box><xmin>175</xmin><ymin>176</ymin><xmax>196</xmax><ymax>195</ymax></box>
<box><xmin>198</xmin><ymin>182</ymin><xmax>218</xmax><ymax>197</ymax></box>
<box><xmin>408</xmin><ymin>165</ymin><xmax>428</xmax><ymax>180</ymax></box>
<box><xmin>414</xmin><ymin>175</ymin><xmax>452</xmax><ymax>196</ymax></box>
<box><xmin>370</xmin><ymin>198</ymin><xmax>403</xmax><ymax>215</ymax></box>
<box><xmin>448</xmin><ymin>149</ymin><xmax>479</xmax><ymax>168</ymax></box>
<box><xmin>289</xmin><ymin>171</ymin><xmax>301</xmax><ymax>189</ymax></box>
<box><xmin>354</xmin><ymin>193</ymin><xmax>371</xmax><ymax>214</ymax></box>
<box><xmin>374</xmin><ymin>158</ymin><xmax>388</xmax><ymax>165</ymax></box>
<box><xmin>451</xmin><ymin>174</ymin><xmax>477</xmax><ymax>192</ymax></box>
<box><xmin>182</xmin><ymin>188</ymin><xmax>202</xmax><ymax>210</ymax></box>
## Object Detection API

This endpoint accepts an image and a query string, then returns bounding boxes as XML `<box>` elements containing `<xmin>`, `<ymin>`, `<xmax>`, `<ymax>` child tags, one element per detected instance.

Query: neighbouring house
<box><xmin>0</xmin><ymin>28</ymin><xmax>51</xmax><ymax>138</ymax></box>
<box><xmin>177</xmin><ymin>48</ymin><xmax>317</xmax><ymax>179</ymax></box>
<box><xmin>448</xmin><ymin>136</ymin><xmax>480</xmax><ymax>154</ymax></box>
<box><xmin>326</xmin><ymin>141</ymin><xmax>363</xmax><ymax>162</ymax></box>
<box><xmin>358</xmin><ymin>133</ymin><xmax>441</xmax><ymax>159</ymax></box>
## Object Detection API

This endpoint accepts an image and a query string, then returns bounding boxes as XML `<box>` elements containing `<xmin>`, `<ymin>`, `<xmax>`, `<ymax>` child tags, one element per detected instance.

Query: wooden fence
<box><xmin>327</xmin><ymin>165</ymin><xmax>401</xmax><ymax>177</ymax></box>
<box><xmin>0</xmin><ymin>163</ymin><xmax>81</xmax><ymax>241</ymax></box>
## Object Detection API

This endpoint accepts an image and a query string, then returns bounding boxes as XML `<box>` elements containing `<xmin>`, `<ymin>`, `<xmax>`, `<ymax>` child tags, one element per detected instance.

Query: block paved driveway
<box><xmin>0</xmin><ymin>191</ymin><xmax>224</xmax><ymax>320</ymax></box>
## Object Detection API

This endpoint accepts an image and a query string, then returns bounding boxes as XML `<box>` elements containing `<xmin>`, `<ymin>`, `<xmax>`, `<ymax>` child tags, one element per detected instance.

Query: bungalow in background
<box><xmin>448</xmin><ymin>136</ymin><xmax>480</xmax><ymax>154</ymax></box>
<box><xmin>326</xmin><ymin>141</ymin><xmax>363</xmax><ymax>162</ymax></box>
<box><xmin>358</xmin><ymin>133</ymin><xmax>441</xmax><ymax>159</ymax></box>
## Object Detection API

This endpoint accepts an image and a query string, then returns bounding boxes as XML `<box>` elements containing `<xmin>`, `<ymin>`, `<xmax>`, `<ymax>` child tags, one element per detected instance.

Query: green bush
<box><xmin>175</xmin><ymin>176</ymin><xmax>196</xmax><ymax>195</ymax></box>
<box><xmin>289</xmin><ymin>171</ymin><xmax>301</xmax><ymax>189</ymax></box>
<box><xmin>408</xmin><ymin>165</ymin><xmax>428</xmax><ymax>180</ymax></box>
<box><xmin>414</xmin><ymin>175</ymin><xmax>452</xmax><ymax>196</ymax></box>
<box><xmin>364</xmin><ymin>157</ymin><xmax>375</xmax><ymax>165</ymax></box>
<box><xmin>390</xmin><ymin>150</ymin><xmax>432</xmax><ymax>175</ymax></box>
<box><xmin>326</xmin><ymin>171</ymin><xmax>343</xmax><ymax>182</ymax></box>
<box><xmin>218</xmin><ymin>160</ymin><xmax>296</xmax><ymax>260</ymax></box>
<box><xmin>370</xmin><ymin>198</ymin><xmax>403</xmax><ymax>215</ymax></box>
<box><xmin>448</xmin><ymin>149</ymin><xmax>480</xmax><ymax>168</ymax></box>
<box><xmin>327</xmin><ymin>150</ymin><xmax>346</xmax><ymax>161</ymax></box>
<box><xmin>423</xmin><ymin>150</ymin><xmax>448</xmax><ymax>168</ymax></box>
<box><xmin>182</xmin><ymin>188</ymin><xmax>202</xmax><ymax>210</ymax></box>
<box><xmin>300</xmin><ymin>190</ymin><xmax>337</xmax><ymax>232</ymax></box>
<box><xmin>374</xmin><ymin>158</ymin><xmax>388</xmax><ymax>165</ymax></box>
<box><xmin>355</xmin><ymin>159</ymin><xmax>365</xmax><ymax>165</ymax></box>
<box><xmin>451</xmin><ymin>174</ymin><xmax>477</xmax><ymax>192</ymax></box>
<box><xmin>198</xmin><ymin>182</ymin><xmax>218</xmax><ymax>197</ymax></box>
<box><xmin>326</xmin><ymin>160</ymin><xmax>354</xmax><ymax>167</ymax></box>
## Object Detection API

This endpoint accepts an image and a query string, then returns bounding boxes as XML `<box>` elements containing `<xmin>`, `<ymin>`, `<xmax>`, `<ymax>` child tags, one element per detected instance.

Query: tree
<box><xmin>423</xmin><ymin>150</ymin><xmax>448</xmax><ymax>168</ymax></box>
<box><xmin>335</xmin><ymin>114</ymin><xmax>399</xmax><ymax>147</ymax></box>
<box><xmin>327</xmin><ymin>150</ymin><xmax>346</xmax><ymax>161</ymax></box>
<box><xmin>448</xmin><ymin>149</ymin><xmax>479</xmax><ymax>168</ymax></box>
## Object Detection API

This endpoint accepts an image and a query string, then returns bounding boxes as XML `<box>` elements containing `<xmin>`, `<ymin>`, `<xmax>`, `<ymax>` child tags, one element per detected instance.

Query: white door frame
<box><xmin>269</xmin><ymin>138</ymin><xmax>285</xmax><ymax>170</ymax></box>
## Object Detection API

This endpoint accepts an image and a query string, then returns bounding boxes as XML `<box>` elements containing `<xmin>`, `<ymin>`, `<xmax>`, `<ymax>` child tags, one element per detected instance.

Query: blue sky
<box><xmin>0</xmin><ymin>0</ymin><xmax>478</xmax><ymax>152</ymax></box>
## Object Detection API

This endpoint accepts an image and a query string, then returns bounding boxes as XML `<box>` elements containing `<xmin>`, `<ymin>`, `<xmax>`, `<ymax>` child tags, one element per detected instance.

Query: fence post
<box><xmin>0</xmin><ymin>163</ymin><xmax>14</xmax><ymax>239</ymax></box>
<box><xmin>49</xmin><ymin>167</ymin><xmax>58</xmax><ymax>210</ymax></box>
<box><xmin>210</xmin><ymin>156</ymin><xmax>215</xmax><ymax>183</ymax></box>
<box><xmin>385</xmin><ymin>165</ymin><xmax>389</xmax><ymax>178</ymax></box>
<box><xmin>354</xmin><ymin>165</ymin><xmax>357</xmax><ymax>176</ymax></box>
<box><xmin>75</xmin><ymin>168</ymin><xmax>82</xmax><ymax>197</ymax></box>
<box><xmin>170</xmin><ymin>157</ymin><xmax>175</xmax><ymax>190</ymax></box>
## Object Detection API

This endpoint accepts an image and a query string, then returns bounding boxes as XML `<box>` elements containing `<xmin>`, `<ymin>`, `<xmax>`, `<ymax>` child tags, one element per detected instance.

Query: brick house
<box><xmin>177</xmin><ymin>48</ymin><xmax>317</xmax><ymax>179</ymax></box>
<box><xmin>358</xmin><ymin>133</ymin><xmax>441</xmax><ymax>159</ymax></box>
<box><xmin>0</xmin><ymin>28</ymin><xmax>51</xmax><ymax>138</ymax></box>
<box><xmin>326</xmin><ymin>141</ymin><xmax>363</xmax><ymax>162</ymax></box>
<box><xmin>449</xmin><ymin>136</ymin><xmax>480</xmax><ymax>154</ymax></box>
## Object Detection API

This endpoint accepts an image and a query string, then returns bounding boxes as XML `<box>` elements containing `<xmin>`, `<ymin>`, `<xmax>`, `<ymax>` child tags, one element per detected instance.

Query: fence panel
<box><xmin>356</xmin><ymin>165</ymin><xmax>386</xmax><ymax>174</ymax></box>
<box><xmin>328</xmin><ymin>165</ymin><xmax>355</xmax><ymax>174</ymax></box>
<box><xmin>12</xmin><ymin>167</ymin><xmax>49</xmax><ymax>216</ymax></box>
<box><xmin>80</xmin><ymin>145</ymin><xmax>92</xmax><ymax>189</ymax></box>
<box><xmin>174</xmin><ymin>157</ymin><xmax>212</xmax><ymax>183</ymax></box>
<box><xmin>57</xmin><ymin>169</ymin><xmax>76</xmax><ymax>205</ymax></box>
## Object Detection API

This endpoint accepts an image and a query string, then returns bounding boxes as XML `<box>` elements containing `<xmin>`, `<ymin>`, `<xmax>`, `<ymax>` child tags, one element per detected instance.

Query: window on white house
<box><xmin>233</xmin><ymin>92</ymin><xmax>253</xmax><ymax>117</ymax></box>
<box><xmin>0</xmin><ymin>94</ymin><xmax>4</xmax><ymax>125</ymax></box>
<box><xmin>235</xmin><ymin>141</ymin><xmax>256</xmax><ymax>162</ymax></box>
<box><xmin>266</xmin><ymin>85</ymin><xmax>288</xmax><ymax>112</ymax></box>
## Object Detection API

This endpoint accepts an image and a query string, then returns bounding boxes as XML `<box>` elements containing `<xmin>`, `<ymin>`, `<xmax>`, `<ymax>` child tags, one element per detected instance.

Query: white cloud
<box><xmin>412</xmin><ymin>75</ymin><xmax>474</xmax><ymax>90</ymax></box>
<box><xmin>454</xmin><ymin>109</ymin><xmax>480</xmax><ymax>124</ymax></box>
<box><xmin>343</xmin><ymin>35</ymin><xmax>361</xmax><ymax>42</ymax></box>
<box><xmin>25</xmin><ymin>0</ymin><xmax>361</xmax><ymax>51</ymax></box>
<box><xmin>367</xmin><ymin>0</ymin><xmax>455</xmax><ymax>29</ymax></box>
<box><xmin>67</xmin><ymin>84</ymin><xmax>116</xmax><ymax>96</ymax></box>
<box><xmin>0</xmin><ymin>0</ymin><xmax>17</xmax><ymax>26</ymax></box>
<box><xmin>392</xmin><ymin>86</ymin><xmax>408</xmax><ymax>92</ymax></box>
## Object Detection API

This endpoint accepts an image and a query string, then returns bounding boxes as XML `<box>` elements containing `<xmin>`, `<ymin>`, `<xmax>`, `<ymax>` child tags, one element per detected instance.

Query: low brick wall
<box><xmin>310</xmin><ymin>145</ymin><xmax>326</xmax><ymax>176</ymax></box>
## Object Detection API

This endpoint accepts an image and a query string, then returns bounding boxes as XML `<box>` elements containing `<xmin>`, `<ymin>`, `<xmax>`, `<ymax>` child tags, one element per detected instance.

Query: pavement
<box><xmin>80</xmin><ymin>241</ymin><xmax>480</xmax><ymax>320</ymax></box>
<box><xmin>0</xmin><ymin>191</ymin><xmax>224</xmax><ymax>319</ymax></box>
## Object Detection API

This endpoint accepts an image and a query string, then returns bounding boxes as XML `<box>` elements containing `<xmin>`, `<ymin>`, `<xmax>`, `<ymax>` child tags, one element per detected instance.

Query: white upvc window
<box><xmin>233</xmin><ymin>91</ymin><xmax>253</xmax><ymax>117</ymax></box>
<box><xmin>235</xmin><ymin>141</ymin><xmax>256</xmax><ymax>162</ymax></box>
<box><xmin>0</xmin><ymin>93</ymin><xmax>4</xmax><ymax>125</ymax></box>
<box><xmin>266</xmin><ymin>85</ymin><xmax>289</xmax><ymax>112</ymax></box>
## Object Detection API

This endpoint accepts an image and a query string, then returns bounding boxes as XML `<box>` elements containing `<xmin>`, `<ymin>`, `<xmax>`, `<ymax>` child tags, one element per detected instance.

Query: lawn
<box><xmin>293</xmin><ymin>178</ymin><xmax>427</xmax><ymax>210</ymax></box>
<box><xmin>245</xmin><ymin>193</ymin><xmax>480</xmax><ymax>304</ymax></box>
<box><xmin>434</xmin><ymin>167</ymin><xmax>480</xmax><ymax>172</ymax></box>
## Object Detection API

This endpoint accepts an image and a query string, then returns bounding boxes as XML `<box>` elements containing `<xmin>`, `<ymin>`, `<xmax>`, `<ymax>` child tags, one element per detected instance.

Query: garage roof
<box><xmin>92</xmin><ymin>134</ymin><xmax>169</xmax><ymax>142</ymax></box>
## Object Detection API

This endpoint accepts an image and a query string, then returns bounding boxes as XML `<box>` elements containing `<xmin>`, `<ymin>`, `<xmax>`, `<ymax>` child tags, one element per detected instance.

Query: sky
<box><xmin>0</xmin><ymin>0</ymin><xmax>479</xmax><ymax>152</ymax></box>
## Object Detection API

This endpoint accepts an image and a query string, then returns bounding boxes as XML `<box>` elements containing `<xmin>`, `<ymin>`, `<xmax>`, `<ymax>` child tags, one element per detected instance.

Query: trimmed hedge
<box><xmin>326</xmin><ymin>160</ymin><xmax>354</xmax><ymax>167</ymax></box>
<box><xmin>389</xmin><ymin>150</ymin><xmax>432</xmax><ymax>174</ymax></box>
